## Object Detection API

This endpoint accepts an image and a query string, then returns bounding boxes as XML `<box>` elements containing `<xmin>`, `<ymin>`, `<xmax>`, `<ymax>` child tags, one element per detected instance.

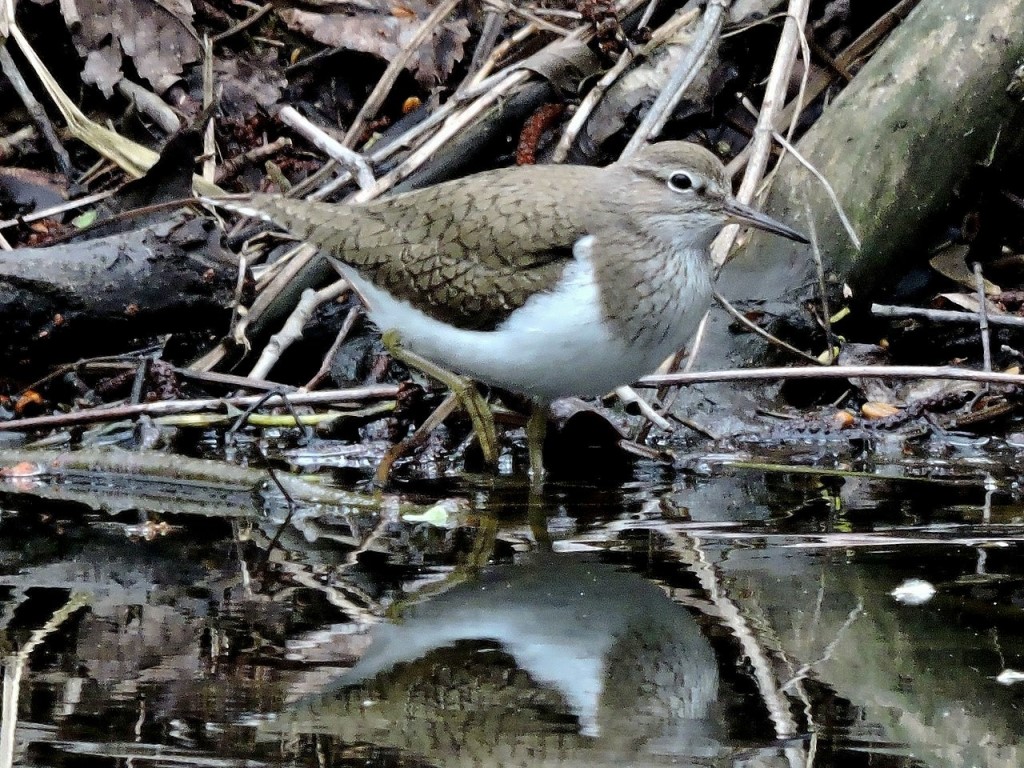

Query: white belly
<box><xmin>339</xmin><ymin>244</ymin><xmax>710</xmax><ymax>402</ymax></box>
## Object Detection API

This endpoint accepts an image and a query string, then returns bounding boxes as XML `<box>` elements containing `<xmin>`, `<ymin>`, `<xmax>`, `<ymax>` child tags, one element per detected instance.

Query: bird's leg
<box><xmin>526</xmin><ymin>401</ymin><xmax>549</xmax><ymax>484</ymax></box>
<box><xmin>380</xmin><ymin>329</ymin><xmax>499</xmax><ymax>468</ymax></box>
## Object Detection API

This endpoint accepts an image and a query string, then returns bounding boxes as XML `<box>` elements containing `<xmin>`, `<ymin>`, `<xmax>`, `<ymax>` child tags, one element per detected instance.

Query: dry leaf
<box><xmin>929</xmin><ymin>243</ymin><xmax>1001</xmax><ymax>294</ymax></box>
<box><xmin>832</xmin><ymin>410</ymin><xmax>855</xmax><ymax>429</ymax></box>
<box><xmin>937</xmin><ymin>292</ymin><xmax>1006</xmax><ymax>315</ymax></box>
<box><xmin>862</xmin><ymin>402</ymin><xmax>901</xmax><ymax>420</ymax></box>
<box><xmin>278</xmin><ymin>0</ymin><xmax>469</xmax><ymax>85</ymax></box>
<box><xmin>215</xmin><ymin>53</ymin><xmax>287</xmax><ymax>117</ymax></box>
<box><xmin>60</xmin><ymin>0</ymin><xmax>201</xmax><ymax>97</ymax></box>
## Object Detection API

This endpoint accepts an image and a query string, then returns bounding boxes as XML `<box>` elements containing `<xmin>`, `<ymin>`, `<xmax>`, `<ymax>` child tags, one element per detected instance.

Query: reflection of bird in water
<box><xmin>269</xmin><ymin>553</ymin><xmax>722</xmax><ymax>766</ymax></box>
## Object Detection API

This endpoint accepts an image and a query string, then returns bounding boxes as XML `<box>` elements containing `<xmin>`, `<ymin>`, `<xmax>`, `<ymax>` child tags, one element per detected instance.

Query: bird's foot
<box><xmin>526</xmin><ymin>403</ymin><xmax>548</xmax><ymax>486</ymax></box>
<box><xmin>380</xmin><ymin>329</ymin><xmax>500</xmax><ymax>472</ymax></box>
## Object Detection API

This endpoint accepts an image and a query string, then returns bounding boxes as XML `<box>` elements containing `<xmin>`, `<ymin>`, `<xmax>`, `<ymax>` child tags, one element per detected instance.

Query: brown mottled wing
<box><xmin>239</xmin><ymin>165</ymin><xmax>599</xmax><ymax>331</ymax></box>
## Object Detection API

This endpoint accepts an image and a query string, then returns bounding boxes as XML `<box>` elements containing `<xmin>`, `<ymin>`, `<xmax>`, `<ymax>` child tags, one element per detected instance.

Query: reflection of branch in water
<box><xmin>1</xmin><ymin>592</ymin><xmax>90</xmax><ymax>767</ymax></box>
<box><xmin>782</xmin><ymin>595</ymin><xmax>864</xmax><ymax>692</ymax></box>
<box><xmin>657</xmin><ymin>527</ymin><xmax>801</xmax><ymax>740</ymax></box>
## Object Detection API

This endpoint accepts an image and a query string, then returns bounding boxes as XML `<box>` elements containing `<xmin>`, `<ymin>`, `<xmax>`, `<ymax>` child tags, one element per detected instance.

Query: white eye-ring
<box><xmin>668</xmin><ymin>171</ymin><xmax>703</xmax><ymax>193</ymax></box>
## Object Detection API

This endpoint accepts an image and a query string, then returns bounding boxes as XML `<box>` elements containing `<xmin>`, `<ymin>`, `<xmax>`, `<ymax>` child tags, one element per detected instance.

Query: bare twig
<box><xmin>552</xmin><ymin>49</ymin><xmax>635</xmax><ymax>162</ymax></box>
<box><xmin>805</xmin><ymin>195</ymin><xmax>834</xmax><ymax>355</ymax></box>
<box><xmin>770</xmin><ymin>127</ymin><xmax>860</xmax><ymax>249</ymax></box>
<box><xmin>552</xmin><ymin>4</ymin><xmax>703</xmax><ymax>161</ymax></box>
<box><xmin>0</xmin><ymin>190</ymin><xmax>113</xmax><ymax>232</ymax></box>
<box><xmin>637</xmin><ymin>365</ymin><xmax>1024</xmax><ymax>389</ymax></box>
<box><xmin>348</xmin><ymin>70</ymin><xmax>532</xmax><ymax>203</ymax></box>
<box><xmin>202</xmin><ymin>35</ymin><xmax>216</xmax><ymax>184</ymax></box>
<box><xmin>614</xmin><ymin>385</ymin><xmax>672</xmax><ymax>430</ymax></box>
<box><xmin>484</xmin><ymin>0</ymin><xmax>571</xmax><ymax>35</ymax></box>
<box><xmin>871</xmin><ymin>303</ymin><xmax>1024</xmax><ymax>328</ymax></box>
<box><xmin>713</xmin><ymin>289</ymin><xmax>822</xmax><ymax>364</ymax></box>
<box><xmin>117</xmin><ymin>80</ymin><xmax>181</xmax><ymax>134</ymax></box>
<box><xmin>622</xmin><ymin>0</ymin><xmax>729</xmax><ymax>156</ymax></box>
<box><xmin>375</xmin><ymin>393</ymin><xmax>461</xmax><ymax>484</ymax></box>
<box><xmin>343</xmin><ymin>0</ymin><xmax>462</xmax><ymax>148</ymax></box>
<box><xmin>248</xmin><ymin>279</ymin><xmax>350</xmax><ymax>380</ymax></box>
<box><xmin>212</xmin><ymin>2</ymin><xmax>272</xmax><ymax>43</ymax></box>
<box><xmin>0</xmin><ymin>45</ymin><xmax>72</xmax><ymax>176</ymax></box>
<box><xmin>306</xmin><ymin>303</ymin><xmax>360</xmax><ymax>391</ymax></box>
<box><xmin>215</xmin><ymin>137</ymin><xmax>293</xmax><ymax>183</ymax></box>
<box><xmin>725</xmin><ymin>0</ymin><xmax>921</xmax><ymax>179</ymax></box>
<box><xmin>0</xmin><ymin>125</ymin><xmax>36</xmax><ymax>161</ymax></box>
<box><xmin>466</xmin><ymin>20</ymin><xmax>545</xmax><ymax>87</ymax></box>
<box><xmin>0</xmin><ymin>386</ymin><xmax>400</xmax><ymax>433</ymax></box>
<box><xmin>712</xmin><ymin>0</ymin><xmax>809</xmax><ymax>266</ymax></box>
<box><xmin>463</xmin><ymin>8</ymin><xmax>506</xmax><ymax>83</ymax></box>
<box><xmin>974</xmin><ymin>262</ymin><xmax>993</xmax><ymax>372</ymax></box>
<box><xmin>279</xmin><ymin>106</ymin><xmax>376</xmax><ymax>190</ymax></box>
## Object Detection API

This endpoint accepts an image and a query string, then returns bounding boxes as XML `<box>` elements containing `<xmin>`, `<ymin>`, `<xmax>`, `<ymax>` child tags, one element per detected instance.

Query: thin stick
<box><xmin>712</xmin><ymin>0</ymin><xmax>810</xmax><ymax>265</ymax></box>
<box><xmin>554</xmin><ymin>2</ymin><xmax>704</xmax><ymax>162</ymax></box>
<box><xmin>0</xmin><ymin>386</ymin><xmax>400</xmax><ymax>432</ymax></box>
<box><xmin>614</xmin><ymin>385</ymin><xmax>672</xmax><ymax>430</ymax></box>
<box><xmin>279</xmin><ymin>106</ymin><xmax>375</xmax><ymax>190</ymax></box>
<box><xmin>871</xmin><ymin>303</ymin><xmax>1024</xmax><ymax>328</ymax></box>
<box><xmin>484</xmin><ymin>0</ymin><xmax>571</xmax><ymax>35</ymax></box>
<box><xmin>248</xmin><ymin>279</ymin><xmax>350</xmax><ymax>380</ymax></box>
<box><xmin>215</xmin><ymin>137</ymin><xmax>292</xmax><ymax>183</ymax></box>
<box><xmin>212</xmin><ymin>2</ymin><xmax>272</xmax><ymax>43</ymax></box>
<box><xmin>306</xmin><ymin>303</ymin><xmax>360</xmax><ymax>391</ymax></box>
<box><xmin>342</xmin><ymin>0</ymin><xmax>462</xmax><ymax>148</ymax></box>
<box><xmin>348</xmin><ymin>70</ymin><xmax>532</xmax><ymax>204</ymax></box>
<box><xmin>0</xmin><ymin>45</ymin><xmax>72</xmax><ymax>176</ymax></box>
<box><xmin>636</xmin><ymin>364</ymin><xmax>1024</xmax><ymax>389</ymax></box>
<box><xmin>973</xmin><ymin>262</ymin><xmax>993</xmax><ymax>372</ymax></box>
<box><xmin>725</xmin><ymin>0</ymin><xmax>921</xmax><ymax>179</ymax></box>
<box><xmin>713</xmin><ymin>290</ymin><xmax>822</xmax><ymax>364</ymax></box>
<box><xmin>202</xmin><ymin>35</ymin><xmax>216</xmax><ymax>184</ymax></box>
<box><xmin>805</xmin><ymin>195</ymin><xmax>834</xmax><ymax>353</ymax></box>
<box><xmin>771</xmin><ymin>128</ymin><xmax>860</xmax><ymax>249</ymax></box>
<box><xmin>552</xmin><ymin>49</ymin><xmax>635</xmax><ymax>162</ymax></box>
<box><xmin>622</xmin><ymin>0</ymin><xmax>728</xmax><ymax>156</ymax></box>
<box><xmin>463</xmin><ymin>8</ymin><xmax>505</xmax><ymax>83</ymax></box>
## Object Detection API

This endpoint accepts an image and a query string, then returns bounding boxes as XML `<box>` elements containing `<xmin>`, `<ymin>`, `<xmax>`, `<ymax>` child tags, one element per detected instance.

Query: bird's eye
<box><xmin>668</xmin><ymin>171</ymin><xmax>702</xmax><ymax>193</ymax></box>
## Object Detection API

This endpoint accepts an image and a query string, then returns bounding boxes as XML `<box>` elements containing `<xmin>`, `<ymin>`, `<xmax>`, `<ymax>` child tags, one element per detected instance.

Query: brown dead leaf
<box><xmin>215</xmin><ymin>52</ymin><xmax>287</xmax><ymax>117</ymax></box>
<box><xmin>862</xmin><ymin>402</ymin><xmax>901</xmax><ymax>420</ymax></box>
<box><xmin>930</xmin><ymin>243</ymin><xmax>1001</xmax><ymax>294</ymax></box>
<box><xmin>832</xmin><ymin>410</ymin><xmax>856</xmax><ymax>429</ymax></box>
<box><xmin>61</xmin><ymin>0</ymin><xmax>202</xmax><ymax>97</ymax></box>
<box><xmin>278</xmin><ymin>0</ymin><xmax>469</xmax><ymax>85</ymax></box>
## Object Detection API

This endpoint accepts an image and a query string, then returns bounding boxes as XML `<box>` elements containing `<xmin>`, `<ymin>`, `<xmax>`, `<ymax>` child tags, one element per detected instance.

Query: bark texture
<box><xmin>673</xmin><ymin>0</ymin><xmax>1024</xmax><ymax>435</ymax></box>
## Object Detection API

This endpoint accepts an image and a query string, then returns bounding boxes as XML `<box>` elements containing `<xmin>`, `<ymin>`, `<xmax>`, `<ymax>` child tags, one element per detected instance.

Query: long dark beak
<box><xmin>723</xmin><ymin>198</ymin><xmax>809</xmax><ymax>243</ymax></box>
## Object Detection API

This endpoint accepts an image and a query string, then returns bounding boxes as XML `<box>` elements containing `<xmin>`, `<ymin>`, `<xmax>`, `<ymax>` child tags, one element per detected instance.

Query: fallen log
<box><xmin>0</xmin><ymin>215</ymin><xmax>238</xmax><ymax>368</ymax></box>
